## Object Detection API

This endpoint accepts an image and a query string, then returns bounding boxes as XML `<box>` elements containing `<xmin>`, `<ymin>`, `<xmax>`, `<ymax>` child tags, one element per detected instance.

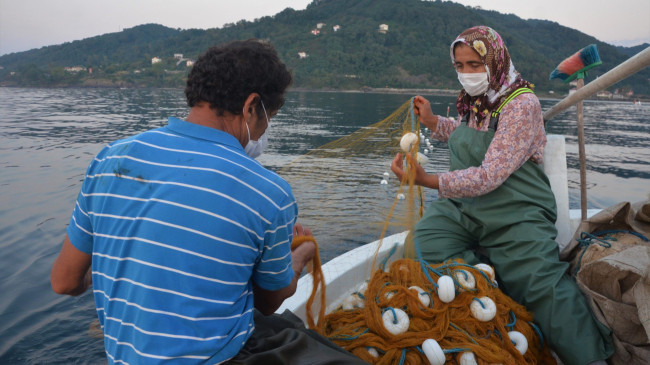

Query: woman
<box><xmin>391</xmin><ymin>26</ymin><xmax>613</xmax><ymax>365</ymax></box>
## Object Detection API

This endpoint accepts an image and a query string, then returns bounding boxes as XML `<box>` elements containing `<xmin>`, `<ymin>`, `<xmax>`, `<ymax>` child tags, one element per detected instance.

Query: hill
<box><xmin>0</xmin><ymin>0</ymin><xmax>647</xmax><ymax>96</ymax></box>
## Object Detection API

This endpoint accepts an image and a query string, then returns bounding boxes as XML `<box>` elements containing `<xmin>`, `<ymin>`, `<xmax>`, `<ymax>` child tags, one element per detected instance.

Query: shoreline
<box><xmin>0</xmin><ymin>84</ymin><xmax>647</xmax><ymax>102</ymax></box>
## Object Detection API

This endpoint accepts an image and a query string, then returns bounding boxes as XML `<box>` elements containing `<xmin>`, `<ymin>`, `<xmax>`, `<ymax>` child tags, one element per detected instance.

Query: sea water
<box><xmin>0</xmin><ymin>87</ymin><xmax>648</xmax><ymax>362</ymax></box>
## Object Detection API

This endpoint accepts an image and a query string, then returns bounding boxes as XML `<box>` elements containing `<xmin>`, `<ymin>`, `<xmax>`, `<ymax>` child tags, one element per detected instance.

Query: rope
<box><xmin>572</xmin><ymin>229</ymin><xmax>648</xmax><ymax>277</ymax></box>
<box><xmin>291</xmin><ymin>235</ymin><xmax>326</xmax><ymax>330</ymax></box>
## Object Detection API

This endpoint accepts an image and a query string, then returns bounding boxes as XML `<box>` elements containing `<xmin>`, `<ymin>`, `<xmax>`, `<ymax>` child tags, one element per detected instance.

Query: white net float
<box><xmin>400</xmin><ymin>132</ymin><xmax>419</xmax><ymax>152</ymax></box>
<box><xmin>469</xmin><ymin>296</ymin><xmax>496</xmax><ymax>321</ymax></box>
<box><xmin>382</xmin><ymin>307</ymin><xmax>410</xmax><ymax>335</ymax></box>
<box><xmin>422</xmin><ymin>338</ymin><xmax>445</xmax><ymax>365</ymax></box>
<box><xmin>437</xmin><ymin>275</ymin><xmax>456</xmax><ymax>303</ymax></box>
<box><xmin>508</xmin><ymin>331</ymin><xmax>528</xmax><ymax>355</ymax></box>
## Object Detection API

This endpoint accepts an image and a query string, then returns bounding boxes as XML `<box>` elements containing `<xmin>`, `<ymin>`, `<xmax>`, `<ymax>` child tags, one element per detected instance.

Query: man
<box><xmin>51</xmin><ymin>40</ymin><xmax>361</xmax><ymax>364</ymax></box>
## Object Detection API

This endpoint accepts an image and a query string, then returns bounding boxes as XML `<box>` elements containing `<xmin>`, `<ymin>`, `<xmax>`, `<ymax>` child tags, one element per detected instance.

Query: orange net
<box><xmin>286</xmin><ymin>99</ymin><xmax>555</xmax><ymax>364</ymax></box>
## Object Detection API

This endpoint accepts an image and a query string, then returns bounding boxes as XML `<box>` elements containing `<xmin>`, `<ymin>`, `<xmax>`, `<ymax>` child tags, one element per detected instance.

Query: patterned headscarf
<box><xmin>451</xmin><ymin>26</ymin><xmax>533</xmax><ymax>121</ymax></box>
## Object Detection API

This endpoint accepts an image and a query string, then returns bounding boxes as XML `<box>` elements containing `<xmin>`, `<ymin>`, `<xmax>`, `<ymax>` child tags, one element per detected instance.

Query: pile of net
<box><xmin>312</xmin><ymin>256</ymin><xmax>555</xmax><ymax>364</ymax></box>
<box><xmin>286</xmin><ymin>98</ymin><xmax>555</xmax><ymax>363</ymax></box>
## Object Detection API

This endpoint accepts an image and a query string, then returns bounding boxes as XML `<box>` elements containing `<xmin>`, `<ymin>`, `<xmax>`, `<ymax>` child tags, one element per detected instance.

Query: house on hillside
<box><xmin>316</xmin><ymin>23</ymin><xmax>325</xmax><ymax>29</ymax></box>
<box><xmin>186</xmin><ymin>60</ymin><xmax>194</xmax><ymax>67</ymax></box>
<box><xmin>64</xmin><ymin>66</ymin><xmax>86</xmax><ymax>72</ymax></box>
<box><xmin>298</xmin><ymin>52</ymin><xmax>308</xmax><ymax>59</ymax></box>
<box><xmin>151</xmin><ymin>57</ymin><xmax>162</xmax><ymax>64</ymax></box>
<box><xmin>333</xmin><ymin>25</ymin><xmax>341</xmax><ymax>32</ymax></box>
<box><xmin>379</xmin><ymin>24</ymin><xmax>389</xmax><ymax>34</ymax></box>
<box><xmin>174</xmin><ymin>54</ymin><xmax>183</xmax><ymax>60</ymax></box>
<box><xmin>311</xmin><ymin>29</ymin><xmax>320</xmax><ymax>35</ymax></box>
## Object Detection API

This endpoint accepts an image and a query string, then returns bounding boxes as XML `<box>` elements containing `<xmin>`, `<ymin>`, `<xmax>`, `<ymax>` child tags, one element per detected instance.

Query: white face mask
<box><xmin>457</xmin><ymin>71</ymin><xmax>489</xmax><ymax>96</ymax></box>
<box><xmin>244</xmin><ymin>100</ymin><xmax>270</xmax><ymax>159</ymax></box>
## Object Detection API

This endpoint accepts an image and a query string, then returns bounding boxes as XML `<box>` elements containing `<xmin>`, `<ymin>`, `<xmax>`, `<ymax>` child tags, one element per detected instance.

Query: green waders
<box><xmin>411</xmin><ymin>111</ymin><xmax>614</xmax><ymax>365</ymax></box>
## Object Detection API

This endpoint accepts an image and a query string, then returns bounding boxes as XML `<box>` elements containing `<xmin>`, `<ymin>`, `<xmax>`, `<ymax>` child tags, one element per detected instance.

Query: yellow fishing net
<box><xmin>285</xmin><ymin>99</ymin><xmax>556</xmax><ymax>364</ymax></box>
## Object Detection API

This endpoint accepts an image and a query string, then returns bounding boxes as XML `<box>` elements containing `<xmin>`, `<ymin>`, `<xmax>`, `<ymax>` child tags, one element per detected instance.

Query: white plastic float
<box><xmin>508</xmin><ymin>331</ymin><xmax>528</xmax><ymax>355</ymax></box>
<box><xmin>458</xmin><ymin>351</ymin><xmax>478</xmax><ymax>365</ymax></box>
<box><xmin>422</xmin><ymin>338</ymin><xmax>446</xmax><ymax>365</ymax></box>
<box><xmin>454</xmin><ymin>269</ymin><xmax>475</xmax><ymax>291</ymax></box>
<box><xmin>400</xmin><ymin>132</ymin><xmax>419</xmax><ymax>152</ymax></box>
<box><xmin>437</xmin><ymin>275</ymin><xmax>456</xmax><ymax>303</ymax></box>
<box><xmin>469</xmin><ymin>296</ymin><xmax>497</xmax><ymax>322</ymax></box>
<box><xmin>409</xmin><ymin>285</ymin><xmax>431</xmax><ymax>307</ymax></box>
<box><xmin>382</xmin><ymin>308</ymin><xmax>410</xmax><ymax>335</ymax></box>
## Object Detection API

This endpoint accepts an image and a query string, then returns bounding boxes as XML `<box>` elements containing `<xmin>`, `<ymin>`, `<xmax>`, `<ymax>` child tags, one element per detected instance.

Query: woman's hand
<box><xmin>413</xmin><ymin>95</ymin><xmax>438</xmax><ymax>132</ymax></box>
<box><xmin>391</xmin><ymin>153</ymin><xmax>439</xmax><ymax>190</ymax></box>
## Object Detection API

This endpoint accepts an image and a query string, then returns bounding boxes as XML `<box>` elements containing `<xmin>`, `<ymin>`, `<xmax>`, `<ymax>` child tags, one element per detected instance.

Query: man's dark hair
<box><xmin>185</xmin><ymin>39</ymin><xmax>292</xmax><ymax>115</ymax></box>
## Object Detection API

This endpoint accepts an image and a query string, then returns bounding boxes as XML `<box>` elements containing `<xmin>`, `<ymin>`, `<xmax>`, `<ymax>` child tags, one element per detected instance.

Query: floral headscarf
<box><xmin>451</xmin><ymin>26</ymin><xmax>533</xmax><ymax>121</ymax></box>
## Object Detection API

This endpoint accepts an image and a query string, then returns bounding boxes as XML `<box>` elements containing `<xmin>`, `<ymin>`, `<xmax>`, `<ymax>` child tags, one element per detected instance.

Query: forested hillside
<box><xmin>1</xmin><ymin>0</ymin><xmax>647</xmax><ymax>96</ymax></box>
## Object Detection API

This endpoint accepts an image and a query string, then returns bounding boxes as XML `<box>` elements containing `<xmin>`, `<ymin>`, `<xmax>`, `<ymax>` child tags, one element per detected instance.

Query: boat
<box><xmin>276</xmin><ymin>134</ymin><xmax>600</xmax><ymax>321</ymax></box>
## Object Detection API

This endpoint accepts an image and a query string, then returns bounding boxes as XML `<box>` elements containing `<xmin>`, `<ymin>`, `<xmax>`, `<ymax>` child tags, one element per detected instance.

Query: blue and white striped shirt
<box><xmin>67</xmin><ymin>117</ymin><xmax>297</xmax><ymax>364</ymax></box>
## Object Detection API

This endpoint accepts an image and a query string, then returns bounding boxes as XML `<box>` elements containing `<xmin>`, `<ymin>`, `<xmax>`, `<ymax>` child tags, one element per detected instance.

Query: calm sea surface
<box><xmin>1</xmin><ymin>87</ymin><xmax>648</xmax><ymax>363</ymax></box>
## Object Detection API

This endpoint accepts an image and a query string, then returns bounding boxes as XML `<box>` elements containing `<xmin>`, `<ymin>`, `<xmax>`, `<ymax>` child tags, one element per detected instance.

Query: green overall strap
<box><xmin>488</xmin><ymin>87</ymin><xmax>534</xmax><ymax>131</ymax></box>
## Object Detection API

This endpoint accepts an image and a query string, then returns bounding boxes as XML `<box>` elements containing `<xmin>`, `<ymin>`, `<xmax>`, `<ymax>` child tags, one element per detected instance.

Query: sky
<box><xmin>1</xmin><ymin>0</ymin><xmax>649</xmax><ymax>56</ymax></box>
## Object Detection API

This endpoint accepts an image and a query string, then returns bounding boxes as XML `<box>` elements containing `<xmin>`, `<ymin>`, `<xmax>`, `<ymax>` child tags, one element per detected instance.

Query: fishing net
<box><xmin>285</xmin><ymin>99</ymin><xmax>556</xmax><ymax>364</ymax></box>
<box><xmin>279</xmin><ymin>99</ymin><xmax>429</xmax><ymax>260</ymax></box>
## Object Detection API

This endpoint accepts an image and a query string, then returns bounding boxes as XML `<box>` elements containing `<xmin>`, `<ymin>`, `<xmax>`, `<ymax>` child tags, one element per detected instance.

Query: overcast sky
<box><xmin>1</xmin><ymin>0</ymin><xmax>649</xmax><ymax>56</ymax></box>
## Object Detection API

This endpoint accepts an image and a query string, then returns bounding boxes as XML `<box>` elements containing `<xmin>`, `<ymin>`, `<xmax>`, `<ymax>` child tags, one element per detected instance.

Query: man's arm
<box><xmin>51</xmin><ymin>235</ymin><xmax>92</xmax><ymax>296</ymax></box>
<box><xmin>253</xmin><ymin>224</ymin><xmax>316</xmax><ymax>315</ymax></box>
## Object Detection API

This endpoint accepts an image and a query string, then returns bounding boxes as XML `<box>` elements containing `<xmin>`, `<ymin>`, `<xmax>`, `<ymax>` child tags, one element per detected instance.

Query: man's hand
<box><xmin>253</xmin><ymin>223</ymin><xmax>319</xmax><ymax>315</ymax></box>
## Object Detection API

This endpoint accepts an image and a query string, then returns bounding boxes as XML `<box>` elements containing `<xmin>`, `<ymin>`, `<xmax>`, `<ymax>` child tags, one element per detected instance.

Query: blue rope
<box><xmin>382</xmin><ymin>307</ymin><xmax>399</xmax><ymax>324</ymax></box>
<box><xmin>472</xmin><ymin>297</ymin><xmax>486</xmax><ymax>309</ymax></box>
<box><xmin>449</xmin><ymin>322</ymin><xmax>479</xmax><ymax>345</ymax></box>
<box><xmin>399</xmin><ymin>349</ymin><xmax>407</xmax><ymax>365</ymax></box>
<box><xmin>529</xmin><ymin>321</ymin><xmax>545</xmax><ymax>349</ymax></box>
<box><xmin>379</xmin><ymin>243</ymin><xmax>398</xmax><ymax>271</ymax></box>
<box><xmin>593</xmin><ymin>229</ymin><xmax>648</xmax><ymax>241</ymax></box>
<box><xmin>505</xmin><ymin>311</ymin><xmax>516</xmax><ymax>329</ymax></box>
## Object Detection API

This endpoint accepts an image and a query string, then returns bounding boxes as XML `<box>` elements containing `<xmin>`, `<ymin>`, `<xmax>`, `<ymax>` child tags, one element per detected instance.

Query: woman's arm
<box><xmin>438</xmin><ymin>93</ymin><xmax>545</xmax><ymax>198</ymax></box>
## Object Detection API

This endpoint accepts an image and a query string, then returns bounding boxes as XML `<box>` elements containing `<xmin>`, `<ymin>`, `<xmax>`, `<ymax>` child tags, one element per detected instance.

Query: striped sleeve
<box><xmin>251</xmin><ymin>194</ymin><xmax>297</xmax><ymax>291</ymax></box>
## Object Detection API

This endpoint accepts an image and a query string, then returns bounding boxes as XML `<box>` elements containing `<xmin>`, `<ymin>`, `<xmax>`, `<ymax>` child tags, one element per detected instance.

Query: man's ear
<box><xmin>242</xmin><ymin>93</ymin><xmax>260</xmax><ymax>118</ymax></box>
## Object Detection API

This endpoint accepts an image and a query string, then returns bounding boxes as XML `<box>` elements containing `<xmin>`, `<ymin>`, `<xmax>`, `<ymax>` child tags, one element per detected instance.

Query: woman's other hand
<box><xmin>413</xmin><ymin>95</ymin><xmax>438</xmax><ymax>132</ymax></box>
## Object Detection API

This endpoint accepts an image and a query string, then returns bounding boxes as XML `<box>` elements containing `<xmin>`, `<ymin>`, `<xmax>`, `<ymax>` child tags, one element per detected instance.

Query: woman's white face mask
<box><xmin>244</xmin><ymin>101</ymin><xmax>270</xmax><ymax>159</ymax></box>
<box><xmin>457</xmin><ymin>69</ymin><xmax>489</xmax><ymax>96</ymax></box>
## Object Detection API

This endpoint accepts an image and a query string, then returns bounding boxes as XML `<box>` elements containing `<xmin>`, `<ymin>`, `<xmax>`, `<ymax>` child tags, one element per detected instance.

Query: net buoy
<box><xmin>400</xmin><ymin>132</ymin><xmax>419</xmax><ymax>152</ymax></box>
<box><xmin>367</xmin><ymin>347</ymin><xmax>379</xmax><ymax>358</ymax></box>
<box><xmin>454</xmin><ymin>269</ymin><xmax>475</xmax><ymax>291</ymax></box>
<box><xmin>422</xmin><ymin>339</ymin><xmax>445</xmax><ymax>365</ymax></box>
<box><xmin>424</xmin><ymin>148</ymin><xmax>429</xmax><ymax>154</ymax></box>
<box><xmin>508</xmin><ymin>331</ymin><xmax>528</xmax><ymax>355</ymax></box>
<box><xmin>341</xmin><ymin>292</ymin><xmax>365</xmax><ymax>310</ymax></box>
<box><xmin>383</xmin><ymin>171</ymin><xmax>390</xmax><ymax>178</ymax></box>
<box><xmin>409</xmin><ymin>285</ymin><xmax>431</xmax><ymax>307</ymax></box>
<box><xmin>397</xmin><ymin>193</ymin><xmax>405</xmax><ymax>200</ymax></box>
<box><xmin>474</xmin><ymin>263</ymin><xmax>495</xmax><ymax>282</ymax></box>
<box><xmin>437</xmin><ymin>275</ymin><xmax>456</xmax><ymax>303</ymax></box>
<box><xmin>458</xmin><ymin>351</ymin><xmax>477</xmax><ymax>365</ymax></box>
<box><xmin>416</xmin><ymin>152</ymin><xmax>428</xmax><ymax>165</ymax></box>
<box><xmin>382</xmin><ymin>307</ymin><xmax>410</xmax><ymax>335</ymax></box>
<box><xmin>470</xmin><ymin>296</ymin><xmax>496</xmax><ymax>321</ymax></box>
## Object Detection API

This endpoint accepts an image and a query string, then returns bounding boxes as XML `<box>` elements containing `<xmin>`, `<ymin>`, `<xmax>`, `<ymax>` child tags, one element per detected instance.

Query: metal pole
<box><xmin>544</xmin><ymin>47</ymin><xmax>650</xmax><ymax>122</ymax></box>
<box><xmin>575</xmin><ymin>79</ymin><xmax>587</xmax><ymax>220</ymax></box>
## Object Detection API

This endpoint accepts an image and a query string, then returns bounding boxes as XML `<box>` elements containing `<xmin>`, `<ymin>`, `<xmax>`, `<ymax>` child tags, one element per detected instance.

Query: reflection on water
<box><xmin>0</xmin><ymin>87</ymin><xmax>648</xmax><ymax>362</ymax></box>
